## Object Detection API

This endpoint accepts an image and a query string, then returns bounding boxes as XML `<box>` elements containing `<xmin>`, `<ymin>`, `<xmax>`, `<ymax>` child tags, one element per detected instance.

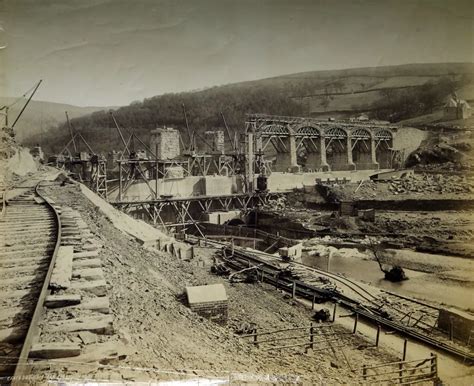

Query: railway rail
<box><xmin>0</xmin><ymin>181</ymin><xmax>61</xmax><ymax>384</ymax></box>
<box><xmin>191</xmin><ymin>235</ymin><xmax>473</xmax><ymax>362</ymax></box>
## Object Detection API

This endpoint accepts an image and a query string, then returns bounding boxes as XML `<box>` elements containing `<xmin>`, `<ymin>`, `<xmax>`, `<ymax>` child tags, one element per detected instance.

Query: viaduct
<box><xmin>245</xmin><ymin>114</ymin><xmax>397</xmax><ymax>174</ymax></box>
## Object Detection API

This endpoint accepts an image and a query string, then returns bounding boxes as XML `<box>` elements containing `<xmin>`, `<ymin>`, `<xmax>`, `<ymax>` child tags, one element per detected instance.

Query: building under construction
<box><xmin>56</xmin><ymin>112</ymin><xmax>400</xmax><ymax>230</ymax></box>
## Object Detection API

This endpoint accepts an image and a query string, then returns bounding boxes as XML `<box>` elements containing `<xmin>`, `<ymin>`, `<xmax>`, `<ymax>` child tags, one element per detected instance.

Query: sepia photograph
<box><xmin>0</xmin><ymin>0</ymin><xmax>473</xmax><ymax>384</ymax></box>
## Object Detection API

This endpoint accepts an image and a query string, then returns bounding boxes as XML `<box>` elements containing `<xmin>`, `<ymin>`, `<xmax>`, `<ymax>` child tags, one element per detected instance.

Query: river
<box><xmin>302</xmin><ymin>249</ymin><xmax>474</xmax><ymax>310</ymax></box>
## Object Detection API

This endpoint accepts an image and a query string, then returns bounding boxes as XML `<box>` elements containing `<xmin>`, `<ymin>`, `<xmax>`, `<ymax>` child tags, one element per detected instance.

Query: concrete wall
<box><xmin>204</xmin><ymin>210</ymin><xmax>241</xmax><ymax>224</ymax></box>
<box><xmin>203</xmin><ymin>175</ymin><xmax>243</xmax><ymax>196</ymax></box>
<box><xmin>109</xmin><ymin>175</ymin><xmax>246</xmax><ymax>201</ymax></box>
<box><xmin>157</xmin><ymin>176</ymin><xmax>204</xmax><ymax>197</ymax></box>
<box><xmin>110</xmin><ymin>169</ymin><xmax>388</xmax><ymax>201</ymax></box>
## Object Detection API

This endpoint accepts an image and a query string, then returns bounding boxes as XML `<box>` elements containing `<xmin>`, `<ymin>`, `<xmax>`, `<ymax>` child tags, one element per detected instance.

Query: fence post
<box><xmin>310</xmin><ymin>323</ymin><xmax>314</xmax><ymax>350</ymax></box>
<box><xmin>375</xmin><ymin>325</ymin><xmax>381</xmax><ymax>347</ymax></box>
<box><xmin>292</xmin><ymin>281</ymin><xmax>296</xmax><ymax>299</ymax></box>
<box><xmin>332</xmin><ymin>303</ymin><xmax>337</xmax><ymax>322</ymax></box>
<box><xmin>253</xmin><ymin>328</ymin><xmax>258</xmax><ymax>348</ymax></box>
<box><xmin>449</xmin><ymin>316</ymin><xmax>454</xmax><ymax>341</ymax></box>
<box><xmin>430</xmin><ymin>353</ymin><xmax>437</xmax><ymax>377</ymax></box>
<box><xmin>362</xmin><ymin>364</ymin><xmax>367</xmax><ymax>381</ymax></box>
<box><xmin>402</xmin><ymin>339</ymin><xmax>408</xmax><ymax>361</ymax></box>
<box><xmin>398</xmin><ymin>362</ymin><xmax>404</xmax><ymax>384</ymax></box>
<box><xmin>353</xmin><ymin>313</ymin><xmax>358</xmax><ymax>334</ymax></box>
<box><xmin>312</xmin><ymin>294</ymin><xmax>316</xmax><ymax>310</ymax></box>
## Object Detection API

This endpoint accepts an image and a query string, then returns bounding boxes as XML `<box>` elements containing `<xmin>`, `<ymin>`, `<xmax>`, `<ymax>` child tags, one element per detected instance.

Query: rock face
<box><xmin>0</xmin><ymin>128</ymin><xmax>39</xmax><ymax>191</ymax></box>
<box><xmin>7</xmin><ymin>147</ymin><xmax>38</xmax><ymax>176</ymax></box>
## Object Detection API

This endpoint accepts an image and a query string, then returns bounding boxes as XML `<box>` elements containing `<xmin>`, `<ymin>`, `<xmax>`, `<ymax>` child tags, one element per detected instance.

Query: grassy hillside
<box><xmin>25</xmin><ymin>63</ymin><xmax>474</xmax><ymax>155</ymax></box>
<box><xmin>0</xmin><ymin>97</ymin><xmax>114</xmax><ymax>142</ymax></box>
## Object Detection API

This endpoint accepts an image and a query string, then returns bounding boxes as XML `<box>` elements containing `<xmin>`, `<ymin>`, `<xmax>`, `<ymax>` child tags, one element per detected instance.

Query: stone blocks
<box><xmin>186</xmin><ymin>284</ymin><xmax>228</xmax><ymax>324</ymax></box>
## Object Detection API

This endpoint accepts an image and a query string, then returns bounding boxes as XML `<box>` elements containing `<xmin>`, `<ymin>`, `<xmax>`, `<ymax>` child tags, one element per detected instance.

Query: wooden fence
<box><xmin>358</xmin><ymin>354</ymin><xmax>438</xmax><ymax>385</ymax></box>
<box><xmin>239</xmin><ymin>324</ymin><xmax>351</xmax><ymax>353</ymax></box>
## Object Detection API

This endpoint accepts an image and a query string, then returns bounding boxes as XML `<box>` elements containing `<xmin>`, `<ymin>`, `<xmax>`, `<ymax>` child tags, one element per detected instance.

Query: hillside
<box><xmin>0</xmin><ymin>97</ymin><xmax>114</xmax><ymax>142</ymax></box>
<box><xmin>24</xmin><ymin>63</ymin><xmax>474</xmax><ymax>156</ymax></box>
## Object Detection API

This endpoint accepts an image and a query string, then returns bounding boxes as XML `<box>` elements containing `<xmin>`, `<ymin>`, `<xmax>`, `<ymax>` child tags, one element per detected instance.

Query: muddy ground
<box><xmin>32</xmin><ymin>181</ymin><xmax>400</xmax><ymax>383</ymax></box>
<box><xmin>269</xmin><ymin>201</ymin><xmax>474</xmax><ymax>258</ymax></box>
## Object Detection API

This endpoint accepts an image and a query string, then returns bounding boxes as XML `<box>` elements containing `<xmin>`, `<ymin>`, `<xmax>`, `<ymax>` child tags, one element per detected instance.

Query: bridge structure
<box><xmin>245</xmin><ymin>114</ymin><xmax>398</xmax><ymax>181</ymax></box>
<box><xmin>112</xmin><ymin>191</ymin><xmax>287</xmax><ymax>233</ymax></box>
<box><xmin>55</xmin><ymin>113</ymin><xmax>400</xmax><ymax>231</ymax></box>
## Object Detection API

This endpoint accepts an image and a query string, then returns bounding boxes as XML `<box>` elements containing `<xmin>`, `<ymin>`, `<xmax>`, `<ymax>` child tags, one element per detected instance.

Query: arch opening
<box><xmin>375</xmin><ymin>130</ymin><xmax>393</xmax><ymax>169</ymax></box>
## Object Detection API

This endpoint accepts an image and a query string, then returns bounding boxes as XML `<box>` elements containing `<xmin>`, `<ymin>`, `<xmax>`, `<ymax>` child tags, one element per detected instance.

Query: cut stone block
<box><xmin>185</xmin><ymin>283</ymin><xmax>228</xmax><ymax>324</ymax></box>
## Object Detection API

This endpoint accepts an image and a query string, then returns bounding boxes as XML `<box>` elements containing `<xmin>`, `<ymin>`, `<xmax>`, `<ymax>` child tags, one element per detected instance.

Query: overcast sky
<box><xmin>0</xmin><ymin>0</ymin><xmax>472</xmax><ymax>107</ymax></box>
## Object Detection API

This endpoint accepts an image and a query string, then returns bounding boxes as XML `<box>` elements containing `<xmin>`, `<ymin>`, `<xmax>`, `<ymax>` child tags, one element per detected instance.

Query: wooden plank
<box><xmin>45</xmin><ymin>294</ymin><xmax>81</xmax><ymax>308</ymax></box>
<box><xmin>78</xmin><ymin>297</ymin><xmax>110</xmax><ymax>314</ymax></box>
<box><xmin>72</xmin><ymin>258</ymin><xmax>101</xmax><ymax>269</ymax></box>
<box><xmin>73</xmin><ymin>250</ymin><xmax>99</xmax><ymax>259</ymax></box>
<box><xmin>69</xmin><ymin>279</ymin><xmax>107</xmax><ymax>296</ymax></box>
<box><xmin>72</xmin><ymin>268</ymin><xmax>104</xmax><ymax>281</ymax></box>
<box><xmin>30</xmin><ymin>343</ymin><xmax>81</xmax><ymax>359</ymax></box>
<box><xmin>49</xmin><ymin>246</ymin><xmax>74</xmax><ymax>290</ymax></box>
<box><xmin>33</xmin><ymin>197</ymin><xmax>45</xmax><ymax>204</ymax></box>
<box><xmin>49</xmin><ymin>315</ymin><xmax>114</xmax><ymax>335</ymax></box>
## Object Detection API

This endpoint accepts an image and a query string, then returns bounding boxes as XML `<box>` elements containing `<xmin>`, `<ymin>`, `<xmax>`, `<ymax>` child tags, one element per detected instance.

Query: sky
<box><xmin>0</xmin><ymin>0</ymin><xmax>473</xmax><ymax>107</ymax></box>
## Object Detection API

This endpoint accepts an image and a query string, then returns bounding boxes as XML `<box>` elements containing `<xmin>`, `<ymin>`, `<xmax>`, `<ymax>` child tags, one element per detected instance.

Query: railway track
<box><xmin>191</xmin><ymin>236</ymin><xmax>474</xmax><ymax>361</ymax></box>
<box><xmin>286</xmin><ymin>261</ymin><xmax>441</xmax><ymax>333</ymax></box>
<box><xmin>0</xmin><ymin>181</ymin><xmax>61</xmax><ymax>383</ymax></box>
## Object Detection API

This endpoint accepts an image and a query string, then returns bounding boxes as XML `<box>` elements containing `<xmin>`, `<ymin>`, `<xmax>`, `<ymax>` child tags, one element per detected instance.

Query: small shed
<box><xmin>186</xmin><ymin>284</ymin><xmax>228</xmax><ymax>324</ymax></box>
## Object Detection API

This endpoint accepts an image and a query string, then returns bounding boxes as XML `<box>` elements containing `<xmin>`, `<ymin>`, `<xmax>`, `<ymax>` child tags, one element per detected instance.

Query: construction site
<box><xmin>0</xmin><ymin>72</ymin><xmax>473</xmax><ymax>385</ymax></box>
<box><xmin>3</xmin><ymin>0</ymin><xmax>474</xmax><ymax>378</ymax></box>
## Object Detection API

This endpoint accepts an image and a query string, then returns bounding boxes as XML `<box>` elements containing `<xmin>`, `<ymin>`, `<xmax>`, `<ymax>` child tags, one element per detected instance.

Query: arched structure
<box><xmin>251</xmin><ymin>122</ymin><xmax>299</xmax><ymax>172</ymax></box>
<box><xmin>350</xmin><ymin>128</ymin><xmax>378</xmax><ymax>170</ymax></box>
<box><xmin>245</xmin><ymin>114</ymin><xmax>397</xmax><ymax>174</ymax></box>
<box><xmin>374</xmin><ymin>129</ymin><xmax>393</xmax><ymax>169</ymax></box>
<box><xmin>294</xmin><ymin>125</ymin><xmax>329</xmax><ymax>171</ymax></box>
<box><xmin>324</xmin><ymin>127</ymin><xmax>355</xmax><ymax>171</ymax></box>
